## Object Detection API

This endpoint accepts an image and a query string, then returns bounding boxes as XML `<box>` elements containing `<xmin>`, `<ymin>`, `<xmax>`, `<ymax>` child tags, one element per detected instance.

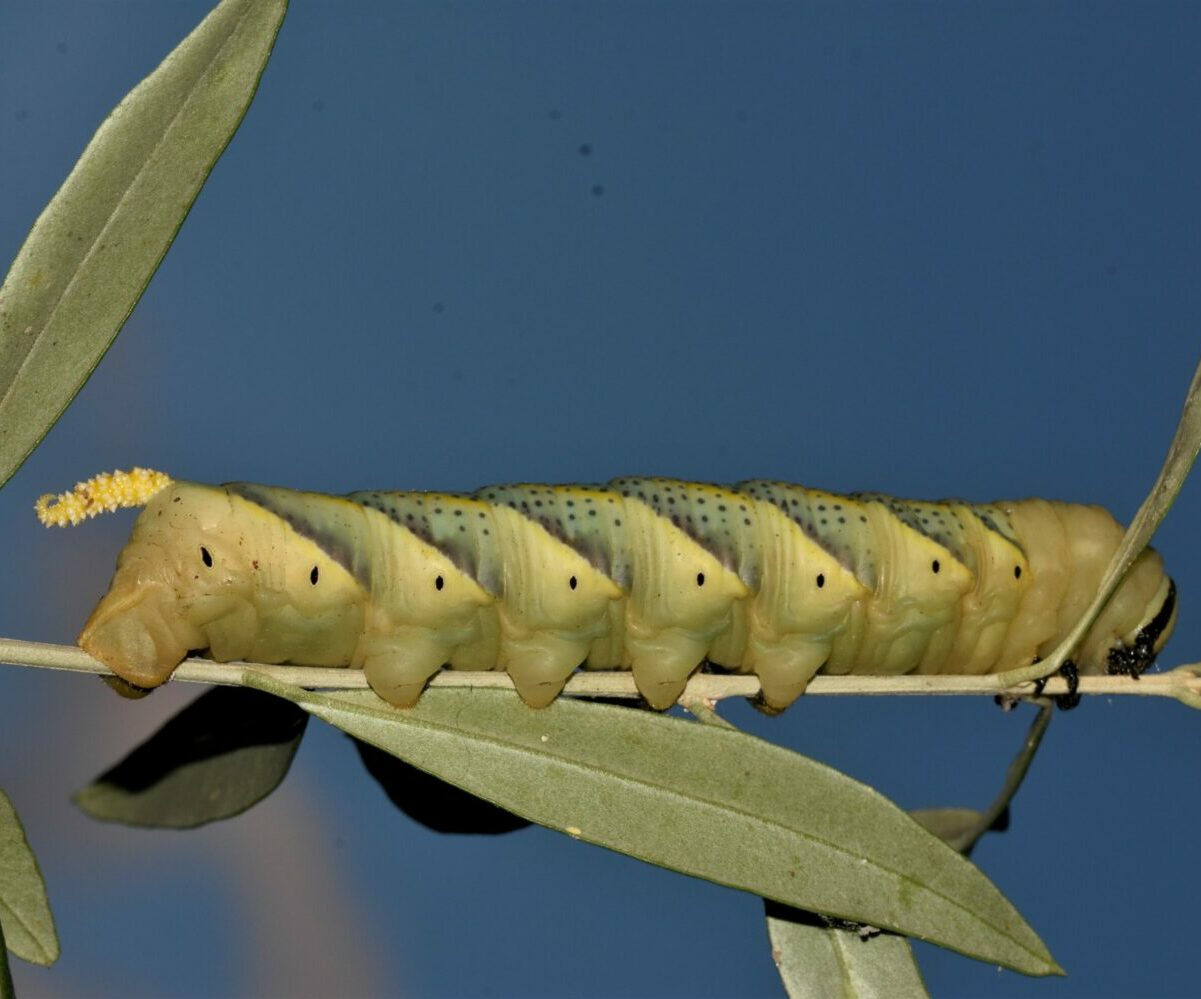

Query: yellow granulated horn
<box><xmin>35</xmin><ymin>468</ymin><xmax>174</xmax><ymax>527</ymax></box>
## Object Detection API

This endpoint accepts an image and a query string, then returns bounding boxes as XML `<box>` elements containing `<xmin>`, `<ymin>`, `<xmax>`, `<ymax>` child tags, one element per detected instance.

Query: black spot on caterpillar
<box><xmin>39</xmin><ymin>470</ymin><xmax>1177</xmax><ymax>711</ymax></box>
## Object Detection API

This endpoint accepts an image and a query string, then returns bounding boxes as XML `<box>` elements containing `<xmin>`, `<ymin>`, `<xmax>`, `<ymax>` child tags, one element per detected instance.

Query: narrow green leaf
<box><xmin>687</xmin><ymin>696</ymin><xmax>925</xmax><ymax>995</ymax></box>
<box><xmin>0</xmin><ymin>0</ymin><xmax>288</xmax><ymax>487</ymax></box>
<box><xmin>246</xmin><ymin>675</ymin><xmax>1060</xmax><ymax>977</ymax></box>
<box><xmin>74</xmin><ymin>687</ymin><xmax>307</xmax><ymax>829</ymax></box>
<box><xmin>684</xmin><ymin>699</ymin><xmax>928</xmax><ymax>994</ymax></box>
<box><xmin>991</xmin><ymin>356</ymin><xmax>1201</xmax><ymax>689</ymax></box>
<box><xmin>0</xmin><ymin>790</ymin><xmax>57</xmax><ymax>967</ymax></box>
<box><xmin>765</xmin><ymin>701</ymin><xmax>1050</xmax><ymax>994</ymax></box>
<box><xmin>909</xmin><ymin>808</ymin><xmax>989</xmax><ymax>856</ymax></box>
<box><xmin>1123</xmin><ymin>354</ymin><xmax>1201</xmax><ymax>540</ymax></box>
<box><xmin>0</xmin><ymin>906</ymin><xmax>14</xmax><ymax>999</ymax></box>
<box><xmin>911</xmin><ymin>701</ymin><xmax>1050</xmax><ymax>860</ymax></box>
<box><xmin>765</xmin><ymin>902</ymin><xmax>928</xmax><ymax>999</ymax></box>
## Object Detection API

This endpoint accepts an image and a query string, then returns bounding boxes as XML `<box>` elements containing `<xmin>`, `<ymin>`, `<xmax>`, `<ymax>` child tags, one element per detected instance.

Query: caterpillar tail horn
<box><xmin>35</xmin><ymin>468</ymin><xmax>173</xmax><ymax>526</ymax></box>
<box><xmin>38</xmin><ymin>468</ymin><xmax>184</xmax><ymax>692</ymax></box>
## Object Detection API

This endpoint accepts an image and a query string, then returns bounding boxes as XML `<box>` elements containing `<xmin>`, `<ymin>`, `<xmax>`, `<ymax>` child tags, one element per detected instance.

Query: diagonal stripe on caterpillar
<box><xmin>38</xmin><ymin>469</ymin><xmax>1177</xmax><ymax>711</ymax></box>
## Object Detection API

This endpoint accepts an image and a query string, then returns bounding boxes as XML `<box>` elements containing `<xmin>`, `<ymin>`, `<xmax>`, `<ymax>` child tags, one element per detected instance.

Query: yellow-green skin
<box><xmin>79</xmin><ymin>478</ymin><xmax>1177</xmax><ymax>711</ymax></box>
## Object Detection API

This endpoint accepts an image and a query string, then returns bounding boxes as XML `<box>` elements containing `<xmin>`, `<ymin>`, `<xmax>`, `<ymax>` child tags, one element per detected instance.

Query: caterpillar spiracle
<box><xmin>38</xmin><ymin>468</ymin><xmax>1177</xmax><ymax>711</ymax></box>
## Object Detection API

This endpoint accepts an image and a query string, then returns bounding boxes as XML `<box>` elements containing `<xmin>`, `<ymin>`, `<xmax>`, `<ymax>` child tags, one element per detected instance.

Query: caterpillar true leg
<box><xmin>1056</xmin><ymin>661</ymin><xmax>1081</xmax><ymax>710</ymax></box>
<box><xmin>1032</xmin><ymin>659</ymin><xmax>1081</xmax><ymax>711</ymax></box>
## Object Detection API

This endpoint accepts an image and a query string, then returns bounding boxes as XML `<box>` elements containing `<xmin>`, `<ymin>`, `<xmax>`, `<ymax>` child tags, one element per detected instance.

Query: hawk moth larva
<box><xmin>38</xmin><ymin>468</ymin><xmax>1177</xmax><ymax>710</ymax></box>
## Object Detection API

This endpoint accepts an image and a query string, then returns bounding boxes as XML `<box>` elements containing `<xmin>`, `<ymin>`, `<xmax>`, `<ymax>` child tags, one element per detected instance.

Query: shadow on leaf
<box><xmin>353</xmin><ymin>737</ymin><xmax>530</xmax><ymax>835</ymax></box>
<box><xmin>74</xmin><ymin>686</ymin><xmax>307</xmax><ymax>829</ymax></box>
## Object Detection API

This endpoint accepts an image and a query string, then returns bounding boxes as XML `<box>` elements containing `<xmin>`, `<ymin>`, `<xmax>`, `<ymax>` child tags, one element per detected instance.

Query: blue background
<box><xmin>2</xmin><ymin>2</ymin><xmax>1200</xmax><ymax>996</ymax></box>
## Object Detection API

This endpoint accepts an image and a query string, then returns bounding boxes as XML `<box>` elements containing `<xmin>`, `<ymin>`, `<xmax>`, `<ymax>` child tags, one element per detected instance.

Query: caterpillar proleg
<box><xmin>38</xmin><ymin>469</ymin><xmax>1177</xmax><ymax>710</ymax></box>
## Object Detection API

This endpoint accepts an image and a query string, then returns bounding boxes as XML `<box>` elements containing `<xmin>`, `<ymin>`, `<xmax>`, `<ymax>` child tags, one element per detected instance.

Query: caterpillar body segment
<box><xmin>75</xmin><ymin>483</ymin><xmax>368</xmax><ymax>688</ymax></box>
<box><xmin>52</xmin><ymin>471</ymin><xmax>1178</xmax><ymax>711</ymax></box>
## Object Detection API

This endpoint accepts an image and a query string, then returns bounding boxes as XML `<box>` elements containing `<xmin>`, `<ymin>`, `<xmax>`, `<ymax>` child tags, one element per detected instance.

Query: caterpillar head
<box><xmin>1069</xmin><ymin>541</ymin><xmax>1178</xmax><ymax>678</ymax></box>
<box><xmin>1105</xmin><ymin>570</ymin><xmax>1178</xmax><ymax>677</ymax></box>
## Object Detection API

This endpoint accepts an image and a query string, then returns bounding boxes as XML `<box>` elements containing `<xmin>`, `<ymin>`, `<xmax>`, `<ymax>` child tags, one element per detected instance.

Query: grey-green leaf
<box><xmin>764</xmin><ymin>809</ymin><xmax>992</xmax><ymax>996</ymax></box>
<box><xmin>910</xmin><ymin>808</ymin><xmax>988</xmax><ymax>856</ymax></box>
<box><xmin>0</xmin><ymin>790</ymin><xmax>58</xmax><ymax>967</ymax></box>
<box><xmin>1001</xmin><ymin>357</ymin><xmax>1201</xmax><ymax>689</ymax></box>
<box><xmin>0</xmin><ymin>916</ymin><xmax>13</xmax><ymax>999</ymax></box>
<box><xmin>74</xmin><ymin>687</ymin><xmax>307</xmax><ymax>829</ymax></box>
<box><xmin>246</xmin><ymin>676</ymin><xmax>1060</xmax><ymax>976</ymax></box>
<box><xmin>766</xmin><ymin>902</ymin><xmax>928</xmax><ymax>999</ymax></box>
<box><xmin>0</xmin><ymin>0</ymin><xmax>288</xmax><ymax>487</ymax></box>
<box><xmin>766</xmin><ymin>702</ymin><xmax>1050</xmax><ymax>994</ymax></box>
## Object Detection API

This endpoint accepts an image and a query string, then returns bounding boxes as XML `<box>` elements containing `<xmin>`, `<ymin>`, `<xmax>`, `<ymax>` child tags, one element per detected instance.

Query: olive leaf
<box><xmin>682</xmin><ymin>699</ymin><xmax>932</xmax><ymax>995</ymax></box>
<box><xmin>0</xmin><ymin>790</ymin><xmax>57</xmax><ymax>967</ymax></box>
<box><xmin>909</xmin><ymin>808</ymin><xmax>996</xmax><ymax>857</ymax></box>
<box><xmin>0</xmin><ymin>916</ymin><xmax>13</xmax><ymax>999</ymax></box>
<box><xmin>0</xmin><ymin>0</ymin><xmax>289</xmax><ymax>486</ymax></box>
<box><xmin>246</xmin><ymin>675</ymin><xmax>1060</xmax><ymax>977</ymax></box>
<box><xmin>765</xmin><ymin>903</ymin><xmax>929</xmax><ymax>999</ymax></box>
<box><xmin>766</xmin><ymin>703</ymin><xmax>1052</xmax><ymax>996</ymax></box>
<box><xmin>991</xmin><ymin>356</ymin><xmax>1201</xmax><ymax>689</ymax></box>
<box><xmin>74</xmin><ymin>687</ymin><xmax>307</xmax><ymax>829</ymax></box>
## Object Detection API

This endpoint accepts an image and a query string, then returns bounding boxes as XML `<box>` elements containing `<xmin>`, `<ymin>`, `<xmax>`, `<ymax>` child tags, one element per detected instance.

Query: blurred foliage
<box><xmin>0</xmin><ymin>790</ymin><xmax>58</xmax><ymax>968</ymax></box>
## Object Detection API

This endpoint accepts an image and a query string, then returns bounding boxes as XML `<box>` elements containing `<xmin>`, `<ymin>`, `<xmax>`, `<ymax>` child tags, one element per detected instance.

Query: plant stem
<box><xmin>2</xmin><ymin>637</ymin><xmax>1200</xmax><ymax>706</ymax></box>
<box><xmin>956</xmin><ymin>702</ymin><xmax>1053</xmax><ymax>854</ymax></box>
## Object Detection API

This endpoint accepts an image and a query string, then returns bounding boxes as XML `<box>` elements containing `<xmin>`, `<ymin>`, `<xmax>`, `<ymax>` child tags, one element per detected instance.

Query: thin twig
<box><xmin>957</xmin><ymin>702</ymin><xmax>1053</xmax><ymax>854</ymax></box>
<box><xmin>681</xmin><ymin>696</ymin><xmax>738</xmax><ymax>728</ymax></box>
<box><xmin>983</xmin><ymin>357</ymin><xmax>1201</xmax><ymax>691</ymax></box>
<box><xmin>2</xmin><ymin>637</ymin><xmax>1200</xmax><ymax>706</ymax></box>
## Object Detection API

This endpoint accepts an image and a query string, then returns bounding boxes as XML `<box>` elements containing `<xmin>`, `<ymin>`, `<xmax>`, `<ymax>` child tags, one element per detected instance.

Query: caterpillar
<box><xmin>38</xmin><ymin>468</ymin><xmax>1177</xmax><ymax>711</ymax></box>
